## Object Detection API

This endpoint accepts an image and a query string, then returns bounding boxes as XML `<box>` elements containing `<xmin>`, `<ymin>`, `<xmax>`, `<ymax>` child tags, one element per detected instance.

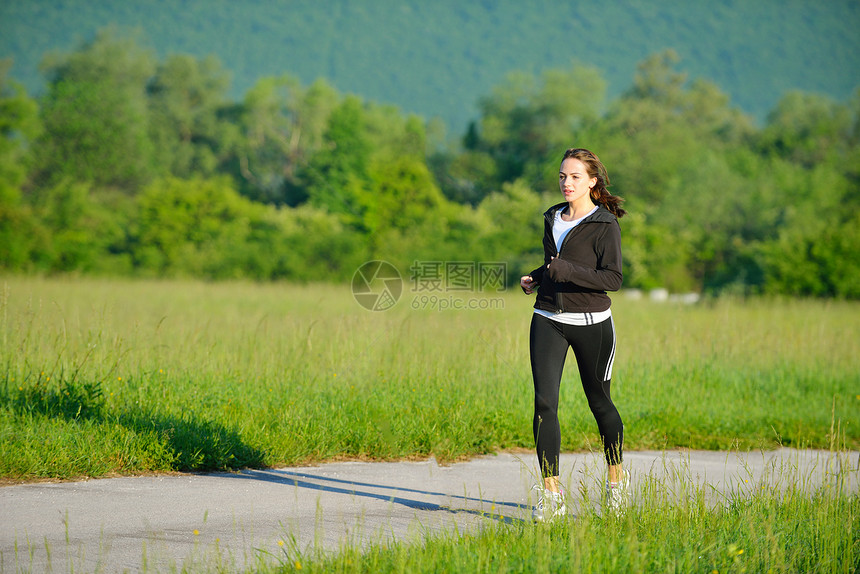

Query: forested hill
<box><xmin>2</xmin><ymin>0</ymin><xmax>858</xmax><ymax>132</ymax></box>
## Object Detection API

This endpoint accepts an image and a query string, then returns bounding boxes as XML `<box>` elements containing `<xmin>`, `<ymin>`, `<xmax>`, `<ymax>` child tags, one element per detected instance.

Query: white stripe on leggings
<box><xmin>604</xmin><ymin>316</ymin><xmax>617</xmax><ymax>381</ymax></box>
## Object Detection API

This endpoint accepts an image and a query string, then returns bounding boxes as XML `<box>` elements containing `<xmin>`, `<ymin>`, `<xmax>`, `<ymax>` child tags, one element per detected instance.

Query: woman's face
<box><xmin>559</xmin><ymin>157</ymin><xmax>597</xmax><ymax>205</ymax></box>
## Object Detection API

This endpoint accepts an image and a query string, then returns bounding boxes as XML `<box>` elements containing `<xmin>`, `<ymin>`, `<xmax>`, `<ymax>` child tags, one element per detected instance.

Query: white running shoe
<box><xmin>605</xmin><ymin>469</ymin><xmax>630</xmax><ymax>514</ymax></box>
<box><xmin>532</xmin><ymin>485</ymin><xmax>566</xmax><ymax>522</ymax></box>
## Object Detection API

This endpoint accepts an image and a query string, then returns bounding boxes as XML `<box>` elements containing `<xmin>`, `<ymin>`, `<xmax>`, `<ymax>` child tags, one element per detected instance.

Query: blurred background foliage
<box><xmin>1</xmin><ymin>26</ymin><xmax>858</xmax><ymax>297</ymax></box>
<box><xmin>2</xmin><ymin>1</ymin><xmax>857</xmax><ymax>132</ymax></box>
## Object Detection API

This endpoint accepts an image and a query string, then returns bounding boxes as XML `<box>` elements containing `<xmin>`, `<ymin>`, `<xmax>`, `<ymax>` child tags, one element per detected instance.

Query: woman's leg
<box><xmin>529</xmin><ymin>313</ymin><xmax>570</xmax><ymax>490</ymax></box>
<box><xmin>566</xmin><ymin>317</ymin><xmax>623</xmax><ymax>469</ymax></box>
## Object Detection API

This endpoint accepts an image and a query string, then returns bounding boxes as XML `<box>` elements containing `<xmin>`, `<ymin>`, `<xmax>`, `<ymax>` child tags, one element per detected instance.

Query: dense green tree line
<box><xmin>1</xmin><ymin>31</ymin><xmax>858</xmax><ymax>297</ymax></box>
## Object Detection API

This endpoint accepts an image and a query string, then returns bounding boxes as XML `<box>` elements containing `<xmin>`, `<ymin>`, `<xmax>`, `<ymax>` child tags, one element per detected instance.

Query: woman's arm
<box><xmin>522</xmin><ymin>216</ymin><xmax>554</xmax><ymax>293</ymax></box>
<box><xmin>545</xmin><ymin>222</ymin><xmax>623</xmax><ymax>292</ymax></box>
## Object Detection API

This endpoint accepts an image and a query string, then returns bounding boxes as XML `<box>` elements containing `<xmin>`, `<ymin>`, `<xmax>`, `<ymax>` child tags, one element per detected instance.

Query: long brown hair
<box><xmin>562</xmin><ymin>148</ymin><xmax>626</xmax><ymax>218</ymax></box>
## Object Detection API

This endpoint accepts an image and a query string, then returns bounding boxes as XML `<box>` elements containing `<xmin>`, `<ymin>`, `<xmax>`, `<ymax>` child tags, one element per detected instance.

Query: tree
<box><xmin>590</xmin><ymin>51</ymin><xmax>757</xmax><ymax>291</ymax></box>
<box><xmin>300</xmin><ymin>95</ymin><xmax>373</xmax><ymax>222</ymax></box>
<box><xmin>758</xmin><ymin>91</ymin><xmax>853</xmax><ymax>167</ymax></box>
<box><xmin>148</xmin><ymin>53</ymin><xmax>235</xmax><ymax>179</ymax></box>
<box><xmin>476</xmin><ymin>178</ymin><xmax>547</xmax><ymax>272</ymax></box>
<box><xmin>363</xmin><ymin>155</ymin><xmax>446</xmax><ymax>240</ymax></box>
<box><xmin>33</xmin><ymin>180</ymin><xmax>131</xmax><ymax>273</ymax></box>
<box><xmin>133</xmin><ymin>176</ymin><xmax>262</xmax><ymax>275</ymax></box>
<box><xmin>756</xmin><ymin>161</ymin><xmax>859</xmax><ymax>298</ymax></box>
<box><xmin>33</xmin><ymin>28</ymin><xmax>156</xmax><ymax>191</ymax></box>
<box><xmin>467</xmin><ymin>65</ymin><xmax>607</xmax><ymax>195</ymax></box>
<box><xmin>0</xmin><ymin>59</ymin><xmax>42</xmax><ymax>269</ymax></box>
<box><xmin>236</xmin><ymin>76</ymin><xmax>339</xmax><ymax>204</ymax></box>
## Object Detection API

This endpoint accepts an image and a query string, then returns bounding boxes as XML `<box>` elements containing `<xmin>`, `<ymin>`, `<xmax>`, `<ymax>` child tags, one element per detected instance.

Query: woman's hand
<box><xmin>546</xmin><ymin>255</ymin><xmax>572</xmax><ymax>282</ymax></box>
<box><xmin>520</xmin><ymin>275</ymin><xmax>537</xmax><ymax>294</ymax></box>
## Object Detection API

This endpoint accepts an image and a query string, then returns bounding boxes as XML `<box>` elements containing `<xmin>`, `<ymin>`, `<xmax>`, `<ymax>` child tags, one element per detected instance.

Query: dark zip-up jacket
<box><xmin>527</xmin><ymin>202</ymin><xmax>623</xmax><ymax>313</ymax></box>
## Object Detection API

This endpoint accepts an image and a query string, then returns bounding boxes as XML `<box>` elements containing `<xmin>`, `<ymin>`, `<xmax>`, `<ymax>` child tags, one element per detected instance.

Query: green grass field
<box><xmin>1</xmin><ymin>277</ymin><xmax>858</xmax><ymax>572</ymax></box>
<box><xmin>1</xmin><ymin>277</ymin><xmax>857</xmax><ymax>481</ymax></box>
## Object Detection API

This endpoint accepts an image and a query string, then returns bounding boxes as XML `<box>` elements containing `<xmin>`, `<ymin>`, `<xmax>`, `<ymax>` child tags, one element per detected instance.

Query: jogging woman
<box><xmin>520</xmin><ymin>147</ymin><xmax>628</xmax><ymax>521</ymax></box>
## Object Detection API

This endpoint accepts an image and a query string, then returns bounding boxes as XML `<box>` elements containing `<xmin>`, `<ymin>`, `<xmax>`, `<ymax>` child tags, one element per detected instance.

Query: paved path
<box><xmin>1</xmin><ymin>449</ymin><xmax>857</xmax><ymax>573</ymax></box>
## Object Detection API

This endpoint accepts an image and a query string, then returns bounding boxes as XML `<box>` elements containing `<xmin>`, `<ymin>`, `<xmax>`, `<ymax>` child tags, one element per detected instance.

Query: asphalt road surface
<box><xmin>1</xmin><ymin>448</ymin><xmax>857</xmax><ymax>573</ymax></box>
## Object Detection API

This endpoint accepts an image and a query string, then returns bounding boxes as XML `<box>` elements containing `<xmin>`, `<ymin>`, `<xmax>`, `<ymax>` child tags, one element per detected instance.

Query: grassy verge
<box><xmin>285</xmin><ymin>483</ymin><xmax>857</xmax><ymax>573</ymax></box>
<box><xmin>1</xmin><ymin>276</ymin><xmax>857</xmax><ymax>480</ymax></box>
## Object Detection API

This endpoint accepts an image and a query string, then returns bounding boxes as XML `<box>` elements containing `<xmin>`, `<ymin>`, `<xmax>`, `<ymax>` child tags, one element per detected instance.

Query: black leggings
<box><xmin>529</xmin><ymin>312</ymin><xmax>623</xmax><ymax>477</ymax></box>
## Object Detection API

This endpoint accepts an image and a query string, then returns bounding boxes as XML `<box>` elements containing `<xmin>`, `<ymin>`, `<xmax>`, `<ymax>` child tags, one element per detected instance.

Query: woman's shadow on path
<box><xmin>225</xmin><ymin>467</ymin><xmax>527</xmax><ymax>525</ymax></box>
